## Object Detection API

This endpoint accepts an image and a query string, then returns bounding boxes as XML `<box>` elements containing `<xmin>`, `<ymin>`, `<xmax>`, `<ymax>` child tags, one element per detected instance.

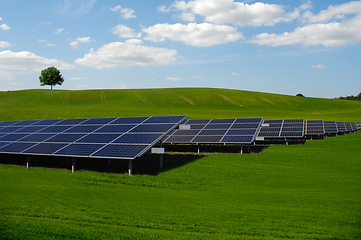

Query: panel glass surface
<box><xmin>14</xmin><ymin>126</ymin><xmax>47</xmax><ymax>133</ymax></box>
<box><xmin>64</xmin><ymin>125</ymin><xmax>102</xmax><ymax>133</ymax></box>
<box><xmin>12</xmin><ymin>120</ymin><xmax>39</xmax><ymax>126</ymax></box>
<box><xmin>0</xmin><ymin>126</ymin><xmax>23</xmax><ymax>133</ymax></box>
<box><xmin>54</xmin><ymin>119</ymin><xmax>87</xmax><ymax>125</ymax></box>
<box><xmin>130</xmin><ymin>124</ymin><xmax>175</xmax><ymax>133</ymax></box>
<box><xmin>39</xmin><ymin>126</ymin><xmax>73</xmax><ymax>133</ymax></box>
<box><xmin>0</xmin><ymin>142</ymin><xmax>36</xmax><ymax>153</ymax></box>
<box><xmin>113</xmin><ymin>133</ymin><xmax>162</xmax><ymax>144</ymax></box>
<box><xmin>0</xmin><ymin>121</ymin><xmax>19</xmax><ymax>126</ymax></box>
<box><xmin>80</xmin><ymin>118</ymin><xmax>116</xmax><ymax>125</ymax></box>
<box><xmin>23</xmin><ymin>143</ymin><xmax>68</xmax><ymax>155</ymax></box>
<box><xmin>95</xmin><ymin>124</ymin><xmax>136</xmax><ymax>133</ymax></box>
<box><xmin>45</xmin><ymin>134</ymin><xmax>87</xmax><ymax>143</ymax></box>
<box><xmin>18</xmin><ymin>134</ymin><xmax>55</xmax><ymax>142</ymax></box>
<box><xmin>32</xmin><ymin>119</ymin><xmax>63</xmax><ymax>125</ymax></box>
<box><xmin>143</xmin><ymin>116</ymin><xmax>185</xmax><ymax>124</ymax></box>
<box><xmin>163</xmin><ymin>135</ymin><xmax>195</xmax><ymax>143</ymax></box>
<box><xmin>221</xmin><ymin>135</ymin><xmax>253</xmax><ymax>143</ymax></box>
<box><xmin>75</xmin><ymin>134</ymin><xmax>120</xmax><ymax>143</ymax></box>
<box><xmin>54</xmin><ymin>143</ymin><xmax>105</xmax><ymax>157</ymax></box>
<box><xmin>0</xmin><ymin>134</ymin><xmax>28</xmax><ymax>141</ymax></box>
<box><xmin>192</xmin><ymin>135</ymin><xmax>223</xmax><ymax>143</ymax></box>
<box><xmin>173</xmin><ymin>130</ymin><xmax>201</xmax><ymax>136</ymax></box>
<box><xmin>92</xmin><ymin>144</ymin><xmax>149</xmax><ymax>159</ymax></box>
<box><xmin>110</xmin><ymin>117</ymin><xmax>148</xmax><ymax>124</ymax></box>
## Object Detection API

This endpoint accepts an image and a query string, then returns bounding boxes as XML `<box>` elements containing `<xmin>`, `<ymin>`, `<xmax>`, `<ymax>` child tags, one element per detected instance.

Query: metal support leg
<box><xmin>197</xmin><ymin>145</ymin><xmax>200</xmax><ymax>154</ymax></box>
<box><xmin>26</xmin><ymin>156</ymin><xmax>31</xmax><ymax>169</ymax></box>
<box><xmin>72</xmin><ymin>158</ymin><xmax>75</xmax><ymax>173</ymax></box>
<box><xmin>128</xmin><ymin>160</ymin><xmax>132</xmax><ymax>176</ymax></box>
<box><xmin>240</xmin><ymin>144</ymin><xmax>243</xmax><ymax>154</ymax></box>
<box><xmin>248</xmin><ymin>144</ymin><xmax>250</xmax><ymax>153</ymax></box>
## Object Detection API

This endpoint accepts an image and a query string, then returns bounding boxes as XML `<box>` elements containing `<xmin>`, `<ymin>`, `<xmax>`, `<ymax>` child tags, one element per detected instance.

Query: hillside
<box><xmin>0</xmin><ymin>88</ymin><xmax>360</xmax><ymax>121</ymax></box>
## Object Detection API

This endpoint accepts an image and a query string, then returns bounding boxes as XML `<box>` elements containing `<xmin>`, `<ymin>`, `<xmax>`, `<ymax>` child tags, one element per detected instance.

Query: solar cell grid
<box><xmin>192</xmin><ymin>135</ymin><xmax>223</xmax><ymax>143</ymax></box>
<box><xmin>113</xmin><ymin>133</ymin><xmax>162</xmax><ymax>144</ymax></box>
<box><xmin>221</xmin><ymin>135</ymin><xmax>253</xmax><ymax>143</ymax></box>
<box><xmin>110</xmin><ymin>117</ymin><xmax>148</xmax><ymax>124</ymax></box>
<box><xmin>173</xmin><ymin>130</ymin><xmax>201</xmax><ymax>136</ymax></box>
<box><xmin>55</xmin><ymin>119</ymin><xmax>87</xmax><ymax>125</ymax></box>
<box><xmin>75</xmin><ymin>134</ymin><xmax>120</xmax><ymax>143</ymax></box>
<box><xmin>280</xmin><ymin>131</ymin><xmax>303</xmax><ymax>137</ymax></box>
<box><xmin>95</xmin><ymin>124</ymin><xmax>136</xmax><ymax>133</ymax></box>
<box><xmin>231</xmin><ymin>123</ymin><xmax>260</xmax><ymax>129</ymax></box>
<box><xmin>80</xmin><ymin>118</ymin><xmax>116</xmax><ymax>125</ymax></box>
<box><xmin>130</xmin><ymin>124</ymin><xmax>175</xmax><ymax>133</ymax></box>
<box><xmin>45</xmin><ymin>134</ymin><xmax>86</xmax><ymax>143</ymax></box>
<box><xmin>24</xmin><ymin>143</ymin><xmax>68</xmax><ymax>155</ymax></box>
<box><xmin>0</xmin><ymin>141</ymin><xmax>11</xmax><ymax>148</ymax></box>
<box><xmin>257</xmin><ymin>131</ymin><xmax>280</xmax><ymax>137</ymax></box>
<box><xmin>210</xmin><ymin>119</ymin><xmax>234</xmax><ymax>124</ymax></box>
<box><xmin>204</xmin><ymin>124</ymin><xmax>231</xmax><ymax>129</ymax></box>
<box><xmin>345</xmin><ymin>123</ymin><xmax>353</xmax><ymax>131</ymax></box>
<box><xmin>198</xmin><ymin>129</ymin><xmax>227</xmax><ymax>135</ymax></box>
<box><xmin>184</xmin><ymin>119</ymin><xmax>210</xmax><ymax>124</ymax></box>
<box><xmin>0</xmin><ymin>121</ymin><xmax>19</xmax><ymax>126</ymax></box>
<box><xmin>227</xmin><ymin>129</ymin><xmax>257</xmax><ymax>135</ymax></box>
<box><xmin>54</xmin><ymin>143</ymin><xmax>105</xmax><ymax>157</ymax></box>
<box><xmin>0</xmin><ymin>126</ymin><xmax>23</xmax><ymax>133</ymax></box>
<box><xmin>92</xmin><ymin>144</ymin><xmax>149</xmax><ymax>159</ymax></box>
<box><xmin>144</xmin><ymin>116</ymin><xmax>185</xmax><ymax>124</ymax></box>
<box><xmin>18</xmin><ymin>134</ymin><xmax>55</xmax><ymax>142</ymax></box>
<box><xmin>12</xmin><ymin>120</ymin><xmax>39</xmax><ymax>126</ymax></box>
<box><xmin>64</xmin><ymin>125</ymin><xmax>102</xmax><ymax>133</ymax></box>
<box><xmin>263</xmin><ymin>120</ymin><xmax>283</xmax><ymax>124</ymax></box>
<box><xmin>32</xmin><ymin>119</ymin><xmax>63</xmax><ymax>125</ymax></box>
<box><xmin>189</xmin><ymin>124</ymin><xmax>207</xmax><ymax>129</ymax></box>
<box><xmin>0</xmin><ymin>142</ymin><xmax>36</xmax><ymax>153</ymax></box>
<box><xmin>14</xmin><ymin>126</ymin><xmax>47</xmax><ymax>133</ymax></box>
<box><xmin>163</xmin><ymin>135</ymin><xmax>195</xmax><ymax>143</ymax></box>
<box><xmin>235</xmin><ymin>118</ymin><xmax>262</xmax><ymax>123</ymax></box>
<box><xmin>39</xmin><ymin>125</ymin><xmax>73</xmax><ymax>133</ymax></box>
<box><xmin>0</xmin><ymin>134</ymin><xmax>28</xmax><ymax>141</ymax></box>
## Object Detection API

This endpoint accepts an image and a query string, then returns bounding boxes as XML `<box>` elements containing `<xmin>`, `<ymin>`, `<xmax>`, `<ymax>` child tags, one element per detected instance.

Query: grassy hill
<box><xmin>0</xmin><ymin>88</ymin><xmax>361</xmax><ymax>239</ymax></box>
<box><xmin>0</xmin><ymin>88</ymin><xmax>360</xmax><ymax>121</ymax></box>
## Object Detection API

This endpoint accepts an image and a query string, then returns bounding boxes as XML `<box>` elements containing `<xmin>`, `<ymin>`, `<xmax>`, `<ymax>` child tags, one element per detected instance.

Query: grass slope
<box><xmin>0</xmin><ymin>88</ymin><xmax>361</xmax><ymax>239</ymax></box>
<box><xmin>0</xmin><ymin>88</ymin><xmax>360</xmax><ymax>121</ymax></box>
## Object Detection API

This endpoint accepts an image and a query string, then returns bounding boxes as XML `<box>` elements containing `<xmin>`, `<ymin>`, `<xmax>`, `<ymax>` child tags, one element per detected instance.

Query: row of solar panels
<box><xmin>0</xmin><ymin>116</ymin><xmax>359</xmax><ymax>160</ymax></box>
<box><xmin>0</xmin><ymin>116</ymin><xmax>186</xmax><ymax>159</ymax></box>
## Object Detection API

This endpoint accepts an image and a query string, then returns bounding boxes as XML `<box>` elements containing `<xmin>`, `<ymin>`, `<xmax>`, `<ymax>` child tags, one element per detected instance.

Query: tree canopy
<box><xmin>39</xmin><ymin>67</ymin><xmax>64</xmax><ymax>90</ymax></box>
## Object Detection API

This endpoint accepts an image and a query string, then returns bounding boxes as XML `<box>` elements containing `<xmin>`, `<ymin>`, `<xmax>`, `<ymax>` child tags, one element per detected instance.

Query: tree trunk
<box><xmin>51</xmin><ymin>85</ymin><xmax>53</xmax><ymax>90</ymax></box>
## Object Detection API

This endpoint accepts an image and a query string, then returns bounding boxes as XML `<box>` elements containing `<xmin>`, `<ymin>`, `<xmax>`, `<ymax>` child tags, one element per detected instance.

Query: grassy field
<box><xmin>0</xmin><ymin>88</ymin><xmax>361</xmax><ymax>239</ymax></box>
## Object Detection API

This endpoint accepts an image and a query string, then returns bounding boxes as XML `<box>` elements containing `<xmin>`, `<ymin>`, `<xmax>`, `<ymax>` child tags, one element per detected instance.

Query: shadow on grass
<box><xmin>0</xmin><ymin>153</ymin><xmax>205</xmax><ymax>176</ymax></box>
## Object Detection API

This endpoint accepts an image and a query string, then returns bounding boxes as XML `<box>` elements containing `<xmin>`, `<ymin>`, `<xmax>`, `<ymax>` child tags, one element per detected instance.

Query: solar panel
<box><xmin>336</xmin><ymin>122</ymin><xmax>347</xmax><ymax>132</ymax></box>
<box><xmin>0</xmin><ymin>116</ymin><xmax>186</xmax><ymax>160</ymax></box>
<box><xmin>344</xmin><ymin>122</ymin><xmax>353</xmax><ymax>132</ymax></box>
<box><xmin>323</xmin><ymin>121</ymin><xmax>338</xmax><ymax>134</ymax></box>
<box><xmin>257</xmin><ymin>120</ymin><xmax>282</xmax><ymax>138</ymax></box>
<box><xmin>280</xmin><ymin>119</ymin><xmax>304</xmax><ymax>138</ymax></box>
<box><xmin>305</xmin><ymin>120</ymin><xmax>324</xmax><ymax>135</ymax></box>
<box><xmin>163</xmin><ymin>118</ymin><xmax>262</xmax><ymax>144</ymax></box>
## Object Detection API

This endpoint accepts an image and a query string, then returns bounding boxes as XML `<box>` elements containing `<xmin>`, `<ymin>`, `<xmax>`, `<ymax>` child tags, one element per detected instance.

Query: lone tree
<box><xmin>39</xmin><ymin>66</ymin><xmax>64</xmax><ymax>90</ymax></box>
<box><xmin>296</xmin><ymin>93</ymin><xmax>305</xmax><ymax>97</ymax></box>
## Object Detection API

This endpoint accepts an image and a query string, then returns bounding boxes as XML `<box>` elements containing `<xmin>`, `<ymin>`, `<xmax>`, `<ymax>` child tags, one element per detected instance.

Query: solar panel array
<box><xmin>305</xmin><ymin>120</ymin><xmax>325</xmax><ymax>135</ymax></box>
<box><xmin>323</xmin><ymin>121</ymin><xmax>338</xmax><ymax>134</ymax></box>
<box><xmin>257</xmin><ymin>119</ymin><xmax>305</xmax><ymax>138</ymax></box>
<box><xmin>0</xmin><ymin>116</ymin><xmax>186</xmax><ymax>159</ymax></box>
<box><xmin>163</xmin><ymin>118</ymin><xmax>263</xmax><ymax>144</ymax></box>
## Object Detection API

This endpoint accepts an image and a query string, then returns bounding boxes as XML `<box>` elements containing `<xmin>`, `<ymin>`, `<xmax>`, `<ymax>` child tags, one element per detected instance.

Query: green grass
<box><xmin>0</xmin><ymin>88</ymin><xmax>361</xmax><ymax>239</ymax></box>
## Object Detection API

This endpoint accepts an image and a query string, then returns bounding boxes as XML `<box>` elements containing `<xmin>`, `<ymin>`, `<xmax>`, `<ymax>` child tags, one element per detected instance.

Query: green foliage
<box><xmin>338</xmin><ymin>92</ymin><xmax>361</xmax><ymax>101</ymax></box>
<box><xmin>0</xmin><ymin>88</ymin><xmax>360</xmax><ymax>239</ymax></box>
<box><xmin>39</xmin><ymin>67</ymin><xmax>64</xmax><ymax>90</ymax></box>
<box><xmin>296</xmin><ymin>93</ymin><xmax>304</xmax><ymax>97</ymax></box>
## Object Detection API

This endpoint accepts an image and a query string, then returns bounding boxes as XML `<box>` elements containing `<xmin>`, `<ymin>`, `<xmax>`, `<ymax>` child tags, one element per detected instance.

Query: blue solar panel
<box><xmin>12</xmin><ymin>120</ymin><xmax>39</xmax><ymax>126</ymax></box>
<box><xmin>23</xmin><ymin>143</ymin><xmax>68</xmax><ymax>155</ymax></box>
<box><xmin>92</xmin><ymin>144</ymin><xmax>149</xmax><ymax>159</ymax></box>
<box><xmin>192</xmin><ymin>135</ymin><xmax>222</xmax><ymax>143</ymax></box>
<box><xmin>54</xmin><ymin>143</ymin><xmax>105</xmax><ymax>157</ymax></box>
<box><xmin>32</xmin><ymin>119</ymin><xmax>63</xmax><ymax>125</ymax></box>
<box><xmin>173</xmin><ymin>130</ymin><xmax>201</xmax><ymax>136</ymax></box>
<box><xmin>18</xmin><ymin>134</ymin><xmax>55</xmax><ymax>142</ymax></box>
<box><xmin>0</xmin><ymin>134</ymin><xmax>28</xmax><ymax>141</ymax></box>
<box><xmin>113</xmin><ymin>133</ymin><xmax>162</xmax><ymax>144</ymax></box>
<box><xmin>76</xmin><ymin>134</ymin><xmax>120</xmax><ymax>143</ymax></box>
<box><xmin>39</xmin><ymin>126</ymin><xmax>73</xmax><ymax>133</ymax></box>
<box><xmin>221</xmin><ymin>135</ymin><xmax>253</xmax><ymax>143</ymax></box>
<box><xmin>210</xmin><ymin>119</ymin><xmax>234</xmax><ymax>124</ymax></box>
<box><xmin>235</xmin><ymin>118</ymin><xmax>262</xmax><ymax>123</ymax></box>
<box><xmin>45</xmin><ymin>134</ymin><xmax>86</xmax><ymax>143</ymax></box>
<box><xmin>80</xmin><ymin>118</ymin><xmax>116</xmax><ymax>125</ymax></box>
<box><xmin>144</xmin><ymin>116</ymin><xmax>185</xmax><ymax>124</ymax></box>
<box><xmin>231</xmin><ymin>123</ymin><xmax>260</xmax><ymax>129</ymax></box>
<box><xmin>14</xmin><ymin>126</ymin><xmax>47</xmax><ymax>133</ymax></box>
<box><xmin>164</xmin><ymin>135</ymin><xmax>195</xmax><ymax>143</ymax></box>
<box><xmin>0</xmin><ymin>142</ymin><xmax>36</xmax><ymax>153</ymax></box>
<box><xmin>0</xmin><ymin>126</ymin><xmax>23</xmax><ymax>133</ymax></box>
<box><xmin>0</xmin><ymin>141</ymin><xmax>11</xmax><ymax>148</ymax></box>
<box><xmin>64</xmin><ymin>125</ymin><xmax>102</xmax><ymax>133</ymax></box>
<box><xmin>198</xmin><ymin>129</ymin><xmax>227</xmax><ymax>135</ymax></box>
<box><xmin>184</xmin><ymin>119</ymin><xmax>211</xmax><ymax>124</ymax></box>
<box><xmin>227</xmin><ymin>129</ymin><xmax>257</xmax><ymax>135</ymax></box>
<box><xmin>95</xmin><ymin>124</ymin><xmax>136</xmax><ymax>133</ymax></box>
<box><xmin>204</xmin><ymin>124</ymin><xmax>231</xmax><ymax>129</ymax></box>
<box><xmin>110</xmin><ymin>117</ymin><xmax>148</xmax><ymax>124</ymax></box>
<box><xmin>0</xmin><ymin>121</ymin><xmax>19</xmax><ymax>126</ymax></box>
<box><xmin>130</xmin><ymin>124</ymin><xmax>175</xmax><ymax>133</ymax></box>
<box><xmin>55</xmin><ymin>119</ymin><xmax>87</xmax><ymax>125</ymax></box>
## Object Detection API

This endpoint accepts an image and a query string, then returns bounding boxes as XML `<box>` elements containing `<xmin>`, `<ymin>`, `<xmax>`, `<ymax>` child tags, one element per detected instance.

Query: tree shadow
<box><xmin>0</xmin><ymin>152</ymin><xmax>205</xmax><ymax>176</ymax></box>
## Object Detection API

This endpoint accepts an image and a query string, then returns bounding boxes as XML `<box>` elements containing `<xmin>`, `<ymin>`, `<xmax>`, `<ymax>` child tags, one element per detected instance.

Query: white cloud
<box><xmin>231</xmin><ymin>72</ymin><xmax>240</xmax><ymax>76</ymax></box>
<box><xmin>70</xmin><ymin>37</ymin><xmax>93</xmax><ymax>48</ymax></box>
<box><xmin>38</xmin><ymin>39</ymin><xmax>46</xmax><ymax>43</ymax></box>
<box><xmin>178</xmin><ymin>12</ymin><xmax>196</xmax><ymax>22</ymax></box>
<box><xmin>0</xmin><ymin>41</ymin><xmax>11</xmax><ymax>48</ymax></box>
<box><xmin>311</xmin><ymin>64</ymin><xmax>327</xmax><ymax>69</ymax></box>
<box><xmin>55</xmin><ymin>28</ymin><xmax>64</xmax><ymax>34</ymax></box>
<box><xmin>142</xmin><ymin>22</ymin><xmax>244</xmax><ymax>47</ymax></box>
<box><xmin>110</xmin><ymin>5</ymin><xmax>136</xmax><ymax>19</ymax></box>
<box><xmin>0</xmin><ymin>23</ymin><xmax>10</xmax><ymax>30</ymax></box>
<box><xmin>248</xmin><ymin>20</ymin><xmax>361</xmax><ymax>47</ymax></box>
<box><xmin>74</xmin><ymin>42</ymin><xmax>179</xmax><ymax>69</ymax></box>
<box><xmin>172</xmin><ymin>0</ymin><xmax>299</xmax><ymax>26</ymax></box>
<box><xmin>112</xmin><ymin>25</ymin><xmax>137</xmax><ymax>38</ymax></box>
<box><xmin>47</xmin><ymin>43</ymin><xmax>55</xmax><ymax>47</ymax></box>
<box><xmin>166</xmin><ymin>77</ymin><xmax>183</xmax><ymax>81</ymax></box>
<box><xmin>0</xmin><ymin>69</ymin><xmax>15</xmax><ymax>79</ymax></box>
<box><xmin>125</xmin><ymin>39</ymin><xmax>143</xmax><ymax>45</ymax></box>
<box><xmin>249</xmin><ymin>1</ymin><xmax>361</xmax><ymax>47</ymax></box>
<box><xmin>75</xmin><ymin>84</ymin><xmax>87</xmax><ymax>89</ymax></box>
<box><xmin>0</xmin><ymin>50</ymin><xmax>77</xmax><ymax>71</ymax></box>
<box><xmin>302</xmin><ymin>1</ymin><xmax>361</xmax><ymax>23</ymax></box>
<box><xmin>157</xmin><ymin>6</ymin><xmax>171</xmax><ymax>13</ymax></box>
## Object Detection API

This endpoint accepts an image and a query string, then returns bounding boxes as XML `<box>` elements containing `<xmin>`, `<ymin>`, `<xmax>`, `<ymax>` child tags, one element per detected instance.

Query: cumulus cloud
<box><xmin>74</xmin><ymin>42</ymin><xmax>179</xmax><ymax>69</ymax></box>
<box><xmin>171</xmin><ymin>0</ymin><xmax>299</xmax><ymax>26</ymax></box>
<box><xmin>0</xmin><ymin>69</ymin><xmax>16</xmax><ymax>80</ymax></box>
<box><xmin>112</xmin><ymin>25</ymin><xmax>138</xmax><ymax>38</ymax></box>
<box><xmin>166</xmin><ymin>77</ymin><xmax>183</xmax><ymax>81</ymax></box>
<box><xmin>249</xmin><ymin>1</ymin><xmax>361</xmax><ymax>47</ymax></box>
<box><xmin>231</xmin><ymin>72</ymin><xmax>240</xmax><ymax>76</ymax></box>
<box><xmin>70</xmin><ymin>37</ymin><xmax>93</xmax><ymax>49</ymax></box>
<box><xmin>311</xmin><ymin>64</ymin><xmax>327</xmax><ymax>69</ymax></box>
<box><xmin>157</xmin><ymin>6</ymin><xmax>171</xmax><ymax>13</ymax></box>
<box><xmin>110</xmin><ymin>5</ymin><xmax>136</xmax><ymax>19</ymax></box>
<box><xmin>0</xmin><ymin>23</ymin><xmax>10</xmax><ymax>30</ymax></box>
<box><xmin>0</xmin><ymin>50</ymin><xmax>76</xmax><ymax>72</ymax></box>
<box><xmin>0</xmin><ymin>41</ymin><xmax>11</xmax><ymax>48</ymax></box>
<box><xmin>55</xmin><ymin>28</ymin><xmax>64</xmax><ymax>34</ymax></box>
<box><xmin>125</xmin><ymin>39</ymin><xmax>143</xmax><ymax>45</ymax></box>
<box><xmin>142</xmin><ymin>22</ymin><xmax>244</xmax><ymax>47</ymax></box>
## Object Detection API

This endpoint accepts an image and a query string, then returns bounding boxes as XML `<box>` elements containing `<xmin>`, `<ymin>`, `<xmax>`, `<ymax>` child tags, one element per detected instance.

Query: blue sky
<box><xmin>0</xmin><ymin>0</ymin><xmax>360</xmax><ymax>98</ymax></box>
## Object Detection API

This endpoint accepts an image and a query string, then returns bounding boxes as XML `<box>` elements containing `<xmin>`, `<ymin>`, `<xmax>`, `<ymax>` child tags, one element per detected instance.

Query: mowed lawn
<box><xmin>0</xmin><ymin>88</ymin><xmax>361</xmax><ymax>239</ymax></box>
